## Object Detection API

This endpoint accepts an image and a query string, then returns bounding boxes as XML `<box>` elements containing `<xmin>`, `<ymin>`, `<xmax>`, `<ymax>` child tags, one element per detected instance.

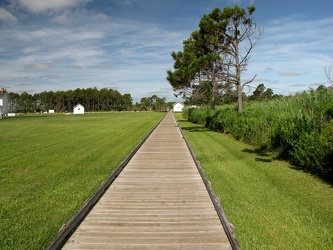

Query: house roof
<box><xmin>74</xmin><ymin>103</ymin><xmax>84</xmax><ymax>108</ymax></box>
<box><xmin>173</xmin><ymin>102</ymin><xmax>184</xmax><ymax>107</ymax></box>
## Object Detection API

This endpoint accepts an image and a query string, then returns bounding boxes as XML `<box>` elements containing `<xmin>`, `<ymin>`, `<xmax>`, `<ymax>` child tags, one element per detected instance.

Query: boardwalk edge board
<box><xmin>45</xmin><ymin>113</ymin><xmax>166</xmax><ymax>250</ymax></box>
<box><xmin>176</xmin><ymin>119</ymin><xmax>241</xmax><ymax>250</ymax></box>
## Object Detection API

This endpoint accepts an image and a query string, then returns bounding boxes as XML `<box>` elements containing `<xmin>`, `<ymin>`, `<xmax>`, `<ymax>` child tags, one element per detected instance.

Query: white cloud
<box><xmin>23</xmin><ymin>28</ymin><xmax>103</xmax><ymax>41</ymax></box>
<box><xmin>279</xmin><ymin>72</ymin><xmax>301</xmax><ymax>77</ymax></box>
<box><xmin>52</xmin><ymin>8</ymin><xmax>108</xmax><ymax>25</ymax></box>
<box><xmin>0</xmin><ymin>75</ymin><xmax>15</xmax><ymax>81</ymax></box>
<box><xmin>95</xmin><ymin>64</ymin><xmax>114</xmax><ymax>70</ymax></box>
<box><xmin>24</xmin><ymin>63</ymin><xmax>54</xmax><ymax>70</ymax></box>
<box><xmin>0</xmin><ymin>8</ymin><xmax>18</xmax><ymax>24</ymax></box>
<box><xmin>16</xmin><ymin>0</ymin><xmax>91</xmax><ymax>14</ymax></box>
<box><xmin>52</xmin><ymin>12</ymin><xmax>71</xmax><ymax>25</ymax></box>
<box><xmin>39</xmin><ymin>75</ymin><xmax>62</xmax><ymax>79</ymax></box>
<box><xmin>225</xmin><ymin>0</ymin><xmax>256</xmax><ymax>6</ymax></box>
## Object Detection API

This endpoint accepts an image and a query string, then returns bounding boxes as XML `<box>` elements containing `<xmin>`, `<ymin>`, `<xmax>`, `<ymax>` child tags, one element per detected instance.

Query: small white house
<box><xmin>73</xmin><ymin>103</ymin><xmax>84</xmax><ymax>115</ymax></box>
<box><xmin>0</xmin><ymin>88</ymin><xmax>9</xmax><ymax>119</ymax></box>
<box><xmin>0</xmin><ymin>98</ymin><xmax>2</xmax><ymax>119</ymax></box>
<box><xmin>173</xmin><ymin>102</ymin><xmax>184</xmax><ymax>113</ymax></box>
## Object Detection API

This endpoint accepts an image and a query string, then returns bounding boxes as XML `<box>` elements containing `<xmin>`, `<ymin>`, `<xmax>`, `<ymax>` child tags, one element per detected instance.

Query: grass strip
<box><xmin>0</xmin><ymin>112</ymin><xmax>164</xmax><ymax>249</ymax></box>
<box><xmin>176</xmin><ymin>113</ymin><xmax>333</xmax><ymax>250</ymax></box>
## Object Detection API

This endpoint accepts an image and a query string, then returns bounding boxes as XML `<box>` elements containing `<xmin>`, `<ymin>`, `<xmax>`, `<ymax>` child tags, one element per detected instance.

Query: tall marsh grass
<box><xmin>185</xmin><ymin>89</ymin><xmax>333</xmax><ymax>180</ymax></box>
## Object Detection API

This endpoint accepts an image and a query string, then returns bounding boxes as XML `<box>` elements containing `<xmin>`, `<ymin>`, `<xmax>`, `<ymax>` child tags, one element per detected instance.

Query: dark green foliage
<box><xmin>186</xmin><ymin>89</ymin><xmax>333</xmax><ymax>180</ymax></box>
<box><xmin>250</xmin><ymin>83</ymin><xmax>274</xmax><ymax>101</ymax></box>
<box><xmin>138</xmin><ymin>95</ymin><xmax>170</xmax><ymax>111</ymax></box>
<box><xmin>292</xmin><ymin>121</ymin><xmax>333</xmax><ymax>178</ymax></box>
<box><xmin>186</xmin><ymin>106</ymin><xmax>214</xmax><ymax>125</ymax></box>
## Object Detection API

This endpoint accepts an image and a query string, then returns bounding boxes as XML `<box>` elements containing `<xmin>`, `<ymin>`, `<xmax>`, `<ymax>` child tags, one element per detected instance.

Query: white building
<box><xmin>0</xmin><ymin>99</ymin><xmax>2</xmax><ymax>119</ymax></box>
<box><xmin>0</xmin><ymin>88</ymin><xmax>8</xmax><ymax>119</ymax></box>
<box><xmin>73</xmin><ymin>104</ymin><xmax>85</xmax><ymax>115</ymax></box>
<box><xmin>173</xmin><ymin>102</ymin><xmax>184</xmax><ymax>113</ymax></box>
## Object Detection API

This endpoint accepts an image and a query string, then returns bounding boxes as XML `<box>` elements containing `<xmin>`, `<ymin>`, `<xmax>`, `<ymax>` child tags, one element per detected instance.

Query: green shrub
<box><xmin>187</xmin><ymin>106</ymin><xmax>213</xmax><ymax>125</ymax></box>
<box><xmin>184</xmin><ymin>88</ymin><xmax>333</xmax><ymax>180</ymax></box>
<box><xmin>292</xmin><ymin>121</ymin><xmax>333</xmax><ymax>178</ymax></box>
<box><xmin>182</xmin><ymin>107</ymin><xmax>190</xmax><ymax>120</ymax></box>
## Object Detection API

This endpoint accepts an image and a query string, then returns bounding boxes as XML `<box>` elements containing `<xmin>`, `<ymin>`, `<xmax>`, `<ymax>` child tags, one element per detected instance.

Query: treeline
<box><xmin>183</xmin><ymin>87</ymin><xmax>333</xmax><ymax>181</ymax></box>
<box><xmin>183</xmin><ymin>83</ymin><xmax>281</xmax><ymax>107</ymax></box>
<box><xmin>8</xmin><ymin>87</ymin><xmax>173</xmax><ymax>113</ymax></box>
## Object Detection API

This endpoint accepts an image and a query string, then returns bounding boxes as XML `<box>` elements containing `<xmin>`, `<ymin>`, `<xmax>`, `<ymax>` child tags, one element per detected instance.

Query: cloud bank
<box><xmin>15</xmin><ymin>0</ymin><xmax>91</xmax><ymax>14</ymax></box>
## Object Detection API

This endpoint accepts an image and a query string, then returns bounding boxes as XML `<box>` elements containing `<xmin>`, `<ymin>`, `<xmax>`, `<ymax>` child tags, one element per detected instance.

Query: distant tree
<box><xmin>8</xmin><ymin>92</ymin><xmax>20</xmax><ymax>112</ymax></box>
<box><xmin>32</xmin><ymin>93</ymin><xmax>41</xmax><ymax>112</ymax></box>
<box><xmin>98</xmin><ymin>88</ymin><xmax>108</xmax><ymax>110</ymax></box>
<box><xmin>146</xmin><ymin>95</ymin><xmax>165</xmax><ymax>111</ymax></box>
<box><xmin>251</xmin><ymin>83</ymin><xmax>265</xmax><ymax>99</ymax></box>
<box><xmin>263</xmin><ymin>88</ymin><xmax>274</xmax><ymax>99</ymax></box>
<box><xmin>109</xmin><ymin>89</ymin><xmax>122</xmax><ymax>110</ymax></box>
<box><xmin>121</xmin><ymin>93</ymin><xmax>133</xmax><ymax>111</ymax></box>
<box><xmin>154</xmin><ymin>97</ymin><xmax>168</xmax><ymax>112</ymax></box>
<box><xmin>190</xmin><ymin>81</ymin><xmax>224</xmax><ymax>106</ymax></box>
<box><xmin>140</xmin><ymin>97</ymin><xmax>151</xmax><ymax>111</ymax></box>
<box><xmin>250</xmin><ymin>83</ymin><xmax>274</xmax><ymax>101</ymax></box>
<box><xmin>54</xmin><ymin>91</ymin><xmax>66</xmax><ymax>112</ymax></box>
<box><xmin>139</xmin><ymin>95</ymin><xmax>168</xmax><ymax>111</ymax></box>
<box><xmin>220</xmin><ymin>81</ymin><xmax>238</xmax><ymax>104</ymax></box>
<box><xmin>19</xmin><ymin>91</ymin><xmax>33</xmax><ymax>113</ymax></box>
<box><xmin>317</xmin><ymin>85</ymin><xmax>327</xmax><ymax>92</ymax></box>
<box><xmin>73</xmin><ymin>88</ymin><xmax>84</xmax><ymax>106</ymax></box>
<box><xmin>91</xmin><ymin>87</ymin><xmax>100</xmax><ymax>111</ymax></box>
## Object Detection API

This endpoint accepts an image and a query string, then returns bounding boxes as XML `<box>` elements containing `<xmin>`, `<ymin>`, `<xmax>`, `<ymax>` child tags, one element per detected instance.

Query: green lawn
<box><xmin>0</xmin><ymin>112</ymin><xmax>164</xmax><ymax>249</ymax></box>
<box><xmin>175</xmin><ymin>113</ymin><xmax>333</xmax><ymax>250</ymax></box>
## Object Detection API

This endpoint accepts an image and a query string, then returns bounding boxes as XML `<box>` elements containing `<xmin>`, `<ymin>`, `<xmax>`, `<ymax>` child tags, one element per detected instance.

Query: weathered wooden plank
<box><xmin>63</xmin><ymin>244</ymin><xmax>231</xmax><ymax>250</ymax></box>
<box><xmin>67</xmin><ymin>232</ymin><xmax>228</xmax><ymax>243</ymax></box>
<box><xmin>62</xmin><ymin>112</ymin><xmax>233</xmax><ymax>249</ymax></box>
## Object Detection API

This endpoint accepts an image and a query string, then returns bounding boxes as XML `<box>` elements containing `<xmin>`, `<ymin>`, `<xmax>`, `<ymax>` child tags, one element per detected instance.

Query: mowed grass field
<box><xmin>175</xmin><ymin>114</ymin><xmax>333</xmax><ymax>250</ymax></box>
<box><xmin>0</xmin><ymin>112</ymin><xmax>165</xmax><ymax>249</ymax></box>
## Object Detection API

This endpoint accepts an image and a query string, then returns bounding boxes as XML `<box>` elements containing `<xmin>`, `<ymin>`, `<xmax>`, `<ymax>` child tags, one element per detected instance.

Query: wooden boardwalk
<box><xmin>62</xmin><ymin>112</ymin><xmax>232</xmax><ymax>249</ymax></box>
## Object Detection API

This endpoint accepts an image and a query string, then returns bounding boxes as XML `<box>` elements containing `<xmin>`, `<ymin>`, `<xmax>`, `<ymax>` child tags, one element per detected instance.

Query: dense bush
<box><xmin>185</xmin><ymin>106</ymin><xmax>214</xmax><ymax>124</ymax></box>
<box><xmin>292</xmin><ymin>121</ymin><xmax>333</xmax><ymax>178</ymax></box>
<box><xmin>185</xmin><ymin>88</ymin><xmax>333</xmax><ymax>180</ymax></box>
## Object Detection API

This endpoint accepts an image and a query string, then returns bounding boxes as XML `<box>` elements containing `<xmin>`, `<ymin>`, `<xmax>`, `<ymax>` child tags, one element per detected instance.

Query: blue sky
<box><xmin>0</xmin><ymin>0</ymin><xmax>332</xmax><ymax>102</ymax></box>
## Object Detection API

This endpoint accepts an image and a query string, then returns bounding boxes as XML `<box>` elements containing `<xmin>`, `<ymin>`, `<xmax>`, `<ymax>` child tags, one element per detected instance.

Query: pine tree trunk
<box><xmin>235</xmin><ymin>40</ymin><xmax>243</xmax><ymax>112</ymax></box>
<box><xmin>237</xmin><ymin>84</ymin><xmax>243</xmax><ymax>112</ymax></box>
<box><xmin>211</xmin><ymin>83</ymin><xmax>215</xmax><ymax>109</ymax></box>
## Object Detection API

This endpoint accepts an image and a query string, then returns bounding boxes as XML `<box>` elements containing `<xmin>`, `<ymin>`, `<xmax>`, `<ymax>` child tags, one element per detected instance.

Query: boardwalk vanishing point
<box><xmin>52</xmin><ymin>112</ymin><xmax>238</xmax><ymax>249</ymax></box>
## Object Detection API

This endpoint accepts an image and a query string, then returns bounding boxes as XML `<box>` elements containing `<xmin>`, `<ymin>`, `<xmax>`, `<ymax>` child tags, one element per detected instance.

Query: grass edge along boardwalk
<box><xmin>61</xmin><ymin>112</ymin><xmax>234</xmax><ymax>249</ymax></box>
